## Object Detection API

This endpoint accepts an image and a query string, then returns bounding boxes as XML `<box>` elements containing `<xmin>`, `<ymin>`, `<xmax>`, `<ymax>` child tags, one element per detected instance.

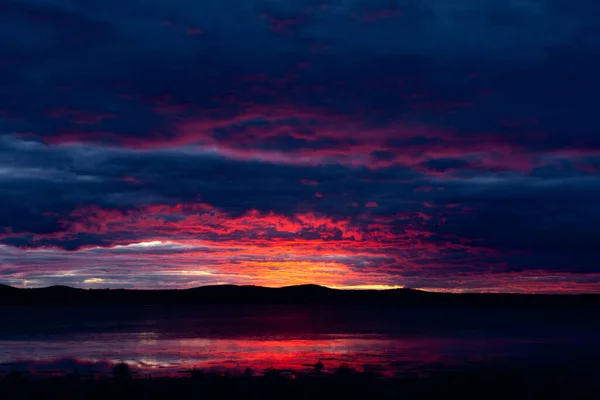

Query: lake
<box><xmin>1</xmin><ymin>304</ymin><xmax>599</xmax><ymax>378</ymax></box>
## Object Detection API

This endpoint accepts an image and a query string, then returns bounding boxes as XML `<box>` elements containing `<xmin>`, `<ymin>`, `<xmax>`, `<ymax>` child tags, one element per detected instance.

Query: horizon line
<box><xmin>2</xmin><ymin>282</ymin><xmax>599</xmax><ymax>296</ymax></box>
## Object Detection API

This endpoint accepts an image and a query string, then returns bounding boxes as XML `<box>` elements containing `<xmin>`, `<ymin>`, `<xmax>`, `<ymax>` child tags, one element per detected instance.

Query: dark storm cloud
<box><xmin>1</xmin><ymin>0</ymin><xmax>599</xmax><ymax>291</ymax></box>
<box><xmin>2</xmin><ymin>134</ymin><xmax>600</xmax><ymax>280</ymax></box>
<box><xmin>431</xmin><ymin>175</ymin><xmax>600</xmax><ymax>273</ymax></box>
<box><xmin>421</xmin><ymin>158</ymin><xmax>472</xmax><ymax>173</ymax></box>
<box><xmin>0</xmin><ymin>0</ymin><xmax>598</xmax><ymax>151</ymax></box>
<box><xmin>0</xmin><ymin>135</ymin><xmax>421</xmax><ymax>231</ymax></box>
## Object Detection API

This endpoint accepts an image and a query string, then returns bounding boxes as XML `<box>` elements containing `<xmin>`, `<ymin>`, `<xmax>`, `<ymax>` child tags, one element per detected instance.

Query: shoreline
<box><xmin>2</xmin><ymin>284</ymin><xmax>600</xmax><ymax>307</ymax></box>
<box><xmin>2</xmin><ymin>363</ymin><xmax>599</xmax><ymax>400</ymax></box>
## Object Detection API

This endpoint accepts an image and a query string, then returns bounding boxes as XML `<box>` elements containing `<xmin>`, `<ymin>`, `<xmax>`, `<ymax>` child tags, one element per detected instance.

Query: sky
<box><xmin>1</xmin><ymin>0</ymin><xmax>600</xmax><ymax>293</ymax></box>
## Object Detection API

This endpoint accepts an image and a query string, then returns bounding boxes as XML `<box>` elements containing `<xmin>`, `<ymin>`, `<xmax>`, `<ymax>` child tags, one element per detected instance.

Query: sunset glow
<box><xmin>1</xmin><ymin>0</ymin><xmax>600</xmax><ymax>293</ymax></box>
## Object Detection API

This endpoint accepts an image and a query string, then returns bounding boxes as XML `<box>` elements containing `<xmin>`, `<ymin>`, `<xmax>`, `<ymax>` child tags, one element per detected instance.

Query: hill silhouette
<box><xmin>1</xmin><ymin>283</ymin><xmax>599</xmax><ymax>307</ymax></box>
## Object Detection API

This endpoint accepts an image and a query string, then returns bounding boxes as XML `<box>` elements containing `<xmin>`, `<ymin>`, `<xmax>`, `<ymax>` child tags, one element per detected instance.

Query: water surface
<box><xmin>1</xmin><ymin>305</ymin><xmax>599</xmax><ymax>377</ymax></box>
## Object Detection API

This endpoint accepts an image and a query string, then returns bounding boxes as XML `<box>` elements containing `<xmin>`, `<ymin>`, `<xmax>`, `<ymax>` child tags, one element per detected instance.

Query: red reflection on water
<box><xmin>0</xmin><ymin>335</ymin><xmax>538</xmax><ymax>378</ymax></box>
<box><xmin>105</xmin><ymin>335</ymin><xmax>508</xmax><ymax>375</ymax></box>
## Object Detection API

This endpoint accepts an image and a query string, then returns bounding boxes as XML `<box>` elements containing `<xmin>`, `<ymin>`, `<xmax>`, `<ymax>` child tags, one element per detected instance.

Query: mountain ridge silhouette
<box><xmin>0</xmin><ymin>283</ymin><xmax>599</xmax><ymax>306</ymax></box>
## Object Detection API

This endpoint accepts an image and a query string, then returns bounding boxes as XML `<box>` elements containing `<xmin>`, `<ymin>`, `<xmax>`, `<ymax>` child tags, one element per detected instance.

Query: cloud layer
<box><xmin>1</xmin><ymin>0</ymin><xmax>600</xmax><ymax>292</ymax></box>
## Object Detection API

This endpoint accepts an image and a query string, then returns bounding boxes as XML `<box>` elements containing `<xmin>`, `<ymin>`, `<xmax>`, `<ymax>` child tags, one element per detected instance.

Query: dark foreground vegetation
<box><xmin>1</xmin><ymin>363</ymin><xmax>599</xmax><ymax>400</ymax></box>
<box><xmin>2</xmin><ymin>283</ymin><xmax>600</xmax><ymax>307</ymax></box>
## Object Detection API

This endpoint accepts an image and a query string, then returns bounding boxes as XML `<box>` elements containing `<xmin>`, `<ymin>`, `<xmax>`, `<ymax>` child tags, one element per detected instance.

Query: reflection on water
<box><xmin>1</xmin><ymin>305</ymin><xmax>599</xmax><ymax>377</ymax></box>
<box><xmin>0</xmin><ymin>335</ymin><xmax>509</xmax><ymax>376</ymax></box>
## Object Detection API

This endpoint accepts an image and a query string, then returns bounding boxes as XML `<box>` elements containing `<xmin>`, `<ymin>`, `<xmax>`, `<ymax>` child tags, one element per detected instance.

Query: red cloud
<box><xmin>3</xmin><ymin>199</ymin><xmax>596</xmax><ymax>293</ymax></box>
<box><xmin>0</xmin><ymin>199</ymin><xmax>513</xmax><ymax>290</ymax></box>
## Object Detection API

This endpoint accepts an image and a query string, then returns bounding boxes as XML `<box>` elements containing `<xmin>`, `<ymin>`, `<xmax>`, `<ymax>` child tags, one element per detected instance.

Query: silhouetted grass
<box><xmin>112</xmin><ymin>362</ymin><xmax>132</xmax><ymax>382</ymax></box>
<box><xmin>1</xmin><ymin>363</ymin><xmax>599</xmax><ymax>400</ymax></box>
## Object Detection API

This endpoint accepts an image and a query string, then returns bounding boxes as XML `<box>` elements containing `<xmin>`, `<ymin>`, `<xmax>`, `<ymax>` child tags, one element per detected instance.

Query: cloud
<box><xmin>0</xmin><ymin>0</ymin><xmax>599</xmax><ymax>292</ymax></box>
<box><xmin>421</xmin><ymin>158</ymin><xmax>472</xmax><ymax>173</ymax></box>
<box><xmin>1</xmin><ymin>134</ymin><xmax>600</xmax><ymax>292</ymax></box>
